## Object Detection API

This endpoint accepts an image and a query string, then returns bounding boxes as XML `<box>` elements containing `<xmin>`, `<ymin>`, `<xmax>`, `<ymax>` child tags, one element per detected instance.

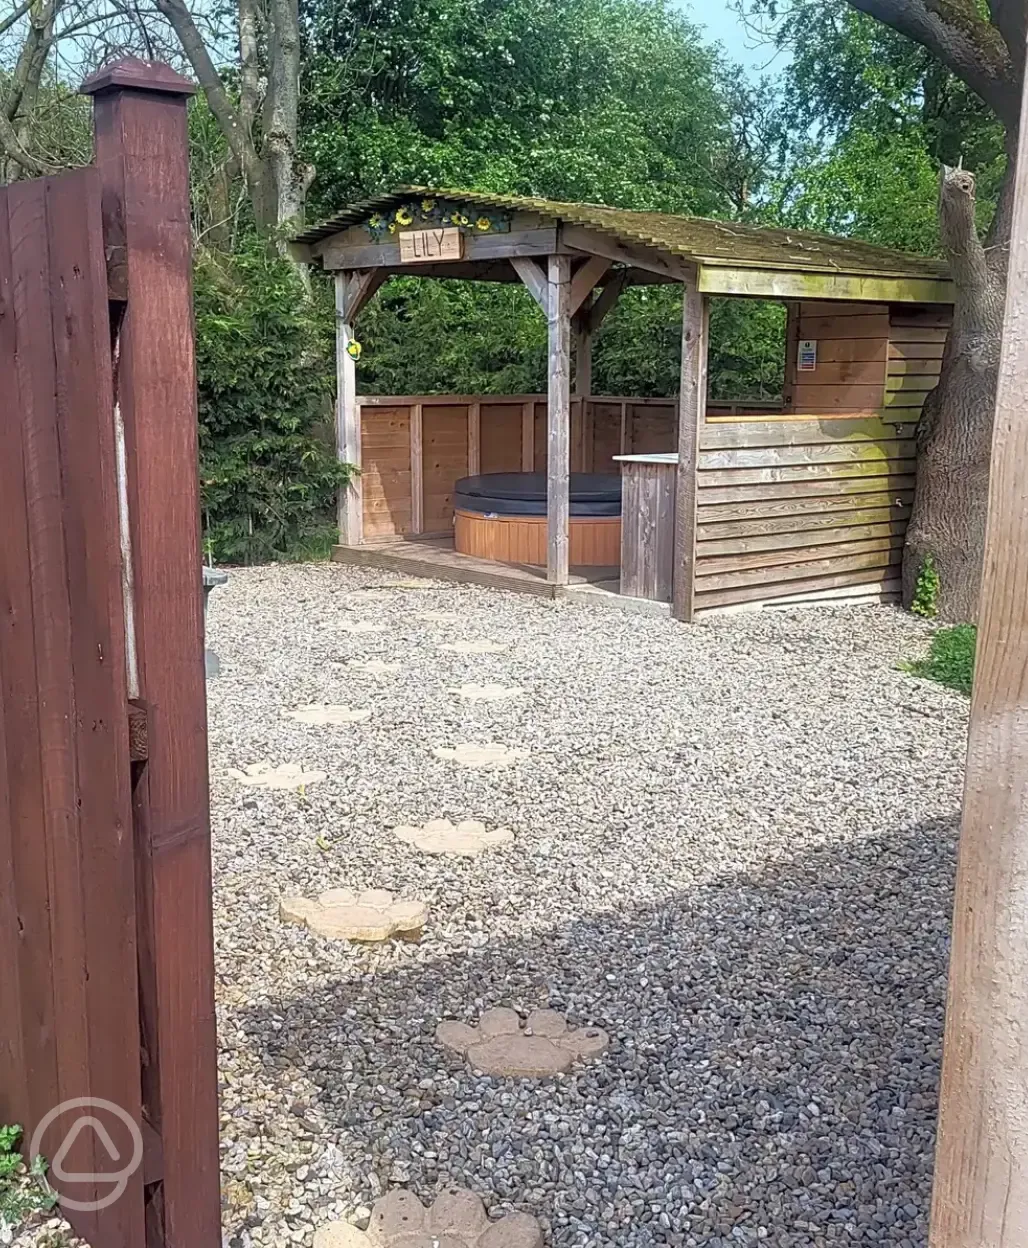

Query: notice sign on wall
<box><xmin>398</xmin><ymin>227</ymin><xmax>464</xmax><ymax>263</ymax></box>
<box><xmin>797</xmin><ymin>339</ymin><xmax>818</xmax><ymax>371</ymax></box>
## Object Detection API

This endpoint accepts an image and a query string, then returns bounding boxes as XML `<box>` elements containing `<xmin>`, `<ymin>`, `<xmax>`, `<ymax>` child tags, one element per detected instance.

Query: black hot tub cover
<box><xmin>454</xmin><ymin>472</ymin><xmax>622</xmax><ymax>518</ymax></box>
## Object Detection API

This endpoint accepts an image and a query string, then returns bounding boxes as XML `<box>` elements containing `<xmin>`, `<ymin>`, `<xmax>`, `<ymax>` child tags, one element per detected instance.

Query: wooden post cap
<box><xmin>79</xmin><ymin>57</ymin><xmax>197</xmax><ymax>97</ymax></box>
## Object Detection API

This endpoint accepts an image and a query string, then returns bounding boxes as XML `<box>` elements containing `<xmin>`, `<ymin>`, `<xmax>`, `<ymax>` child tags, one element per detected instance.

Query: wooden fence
<box><xmin>353</xmin><ymin>394</ymin><xmax>783</xmax><ymax>542</ymax></box>
<box><xmin>0</xmin><ymin>61</ymin><xmax>220</xmax><ymax>1247</ymax></box>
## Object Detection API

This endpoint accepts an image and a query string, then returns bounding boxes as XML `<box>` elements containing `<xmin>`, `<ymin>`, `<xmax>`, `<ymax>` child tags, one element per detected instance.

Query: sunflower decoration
<box><xmin>475</xmin><ymin>216</ymin><xmax>492</xmax><ymax>231</ymax></box>
<box><xmin>346</xmin><ymin>340</ymin><xmax>362</xmax><ymax>361</ymax></box>
<box><xmin>394</xmin><ymin>206</ymin><xmax>414</xmax><ymax>226</ymax></box>
<box><xmin>421</xmin><ymin>198</ymin><xmax>436</xmax><ymax>213</ymax></box>
<box><xmin>369</xmin><ymin>213</ymin><xmax>383</xmax><ymax>228</ymax></box>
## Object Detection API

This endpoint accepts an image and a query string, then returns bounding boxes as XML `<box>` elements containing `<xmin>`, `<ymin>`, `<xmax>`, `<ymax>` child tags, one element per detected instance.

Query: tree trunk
<box><xmin>901</xmin><ymin>164</ymin><xmax>1010</xmax><ymax>622</ymax></box>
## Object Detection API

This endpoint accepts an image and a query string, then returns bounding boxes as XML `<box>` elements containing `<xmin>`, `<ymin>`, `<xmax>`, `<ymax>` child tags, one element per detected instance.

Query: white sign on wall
<box><xmin>797</xmin><ymin>339</ymin><xmax>818</xmax><ymax>371</ymax></box>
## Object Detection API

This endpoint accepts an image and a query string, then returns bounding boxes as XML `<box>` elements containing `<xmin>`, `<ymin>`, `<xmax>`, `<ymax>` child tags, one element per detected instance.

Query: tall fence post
<box><xmin>81</xmin><ymin>59</ymin><xmax>221</xmax><ymax>1248</ymax></box>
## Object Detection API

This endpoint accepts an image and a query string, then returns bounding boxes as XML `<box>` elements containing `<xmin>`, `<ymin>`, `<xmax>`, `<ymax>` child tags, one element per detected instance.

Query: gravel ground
<box><xmin>15</xmin><ymin>562</ymin><xmax>971</xmax><ymax>1248</ymax></box>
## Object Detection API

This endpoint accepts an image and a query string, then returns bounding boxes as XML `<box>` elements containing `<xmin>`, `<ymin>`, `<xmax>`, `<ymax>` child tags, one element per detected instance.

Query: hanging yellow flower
<box><xmin>388</xmin><ymin>222</ymin><xmax>397</xmax><ymax>233</ymax></box>
<box><xmin>346</xmin><ymin>340</ymin><xmax>362</xmax><ymax>361</ymax></box>
<box><xmin>421</xmin><ymin>198</ymin><xmax>436</xmax><ymax>212</ymax></box>
<box><xmin>475</xmin><ymin>216</ymin><xmax>491</xmax><ymax>231</ymax></box>
<box><xmin>395</xmin><ymin>207</ymin><xmax>413</xmax><ymax>226</ymax></box>
<box><xmin>450</xmin><ymin>211</ymin><xmax>462</xmax><ymax>224</ymax></box>
<box><xmin>369</xmin><ymin>213</ymin><xmax>383</xmax><ymax>228</ymax></box>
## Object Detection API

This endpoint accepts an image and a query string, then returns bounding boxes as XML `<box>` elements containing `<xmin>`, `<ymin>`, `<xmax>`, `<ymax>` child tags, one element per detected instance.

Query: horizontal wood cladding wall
<box><xmin>886</xmin><ymin>306</ymin><xmax>951</xmax><ymax>422</ymax></box>
<box><xmin>694</xmin><ymin>417</ymin><xmax>911</xmax><ymax>609</ymax></box>
<box><xmin>791</xmin><ymin>302</ymin><xmax>889</xmax><ymax>415</ymax></box>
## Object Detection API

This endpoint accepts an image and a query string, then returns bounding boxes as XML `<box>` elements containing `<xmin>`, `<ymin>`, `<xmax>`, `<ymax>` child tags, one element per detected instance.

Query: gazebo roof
<box><xmin>294</xmin><ymin>186</ymin><xmax>952</xmax><ymax>301</ymax></box>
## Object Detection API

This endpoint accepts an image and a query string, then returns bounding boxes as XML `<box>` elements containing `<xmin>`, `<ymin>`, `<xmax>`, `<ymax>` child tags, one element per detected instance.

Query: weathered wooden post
<box><xmin>927</xmin><ymin>52</ymin><xmax>1028</xmax><ymax>1248</ymax></box>
<box><xmin>671</xmin><ymin>283</ymin><xmax>708</xmax><ymax>622</ymax></box>
<box><xmin>547</xmin><ymin>254</ymin><xmax>571</xmax><ymax>585</ymax></box>
<box><xmin>81</xmin><ymin>59</ymin><xmax>222</xmax><ymax>1248</ymax></box>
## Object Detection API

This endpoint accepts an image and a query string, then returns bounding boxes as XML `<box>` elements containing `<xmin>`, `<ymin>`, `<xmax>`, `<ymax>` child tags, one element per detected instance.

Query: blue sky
<box><xmin>684</xmin><ymin>0</ymin><xmax>789</xmax><ymax>77</ymax></box>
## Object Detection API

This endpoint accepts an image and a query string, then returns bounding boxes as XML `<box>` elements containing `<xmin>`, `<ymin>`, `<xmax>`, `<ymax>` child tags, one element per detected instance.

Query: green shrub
<box><xmin>195</xmin><ymin>246</ymin><xmax>352</xmax><ymax>563</ymax></box>
<box><xmin>906</xmin><ymin>624</ymin><xmax>977</xmax><ymax>695</ymax></box>
<box><xmin>910</xmin><ymin>554</ymin><xmax>941</xmax><ymax>618</ymax></box>
<box><xmin>0</xmin><ymin>1124</ymin><xmax>56</xmax><ymax>1239</ymax></box>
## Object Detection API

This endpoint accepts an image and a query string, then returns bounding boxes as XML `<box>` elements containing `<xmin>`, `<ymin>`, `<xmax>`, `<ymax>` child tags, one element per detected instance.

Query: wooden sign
<box><xmin>797</xmin><ymin>339</ymin><xmax>817</xmax><ymax>371</ymax></box>
<box><xmin>398</xmin><ymin>227</ymin><xmax>463</xmax><ymax>263</ymax></box>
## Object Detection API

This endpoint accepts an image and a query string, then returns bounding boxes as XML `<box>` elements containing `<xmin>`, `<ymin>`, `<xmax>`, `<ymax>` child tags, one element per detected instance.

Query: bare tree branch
<box><xmin>154</xmin><ymin>0</ymin><xmax>262</xmax><ymax>196</ymax></box>
<box><xmin>0</xmin><ymin>0</ymin><xmax>34</xmax><ymax>39</ymax></box>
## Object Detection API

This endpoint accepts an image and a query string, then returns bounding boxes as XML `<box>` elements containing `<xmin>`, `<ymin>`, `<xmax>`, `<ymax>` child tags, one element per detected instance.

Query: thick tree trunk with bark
<box><xmin>902</xmin><ymin>165</ymin><xmax>1010</xmax><ymax>622</ymax></box>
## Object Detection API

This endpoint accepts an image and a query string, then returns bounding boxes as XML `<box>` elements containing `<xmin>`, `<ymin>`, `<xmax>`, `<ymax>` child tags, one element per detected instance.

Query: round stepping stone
<box><xmin>439</xmin><ymin>639</ymin><xmax>508</xmax><ymax>654</ymax></box>
<box><xmin>452</xmin><ymin>683</ymin><xmax>523</xmax><ymax>702</ymax></box>
<box><xmin>436</xmin><ymin>1007</ymin><xmax>609</xmax><ymax>1077</ymax></box>
<box><xmin>279</xmin><ymin>888</ymin><xmax>427</xmax><ymax>942</ymax></box>
<box><xmin>432</xmin><ymin>743</ymin><xmax>527</xmax><ymax>769</ymax></box>
<box><xmin>314</xmin><ymin>1189</ymin><xmax>543</xmax><ymax>1248</ymax></box>
<box><xmin>338</xmin><ymin>620</ymin><xmax>389</xmax><ymax>634</ymax></box>
<box><xmin>394</xmin><ymin>818</ymin><xmax>514</xmax><ymax>857</ymax></box>
<box><xmin>418</xmin><ymin>609</ymin><xmax>462</xmax><ymax>623</ymax></box>
<box><xmin>285</xmin><ymin>703</ymin><xmax>372</xmax><ymax>725</ymax></box>
<box><xmin>228</xmin><ymin>762</ymin><xmax>327</xmax><ymax>790</ymax></box>
<box><xmin>349</xmin><ymin>659</ymin><xmax>401</xmax><ymax>675</ymax></box>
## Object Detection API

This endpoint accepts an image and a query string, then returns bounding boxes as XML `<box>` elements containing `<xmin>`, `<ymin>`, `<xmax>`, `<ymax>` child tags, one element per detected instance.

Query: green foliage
<box><xmin>0</xmin><ymin>1125</ymin><xmax>56</xmax><ymax>1238</ymax></box>
<box><xmin>302</xmin><ymin>0</ymin><xmax>736</xmax><ymax>220</ymax></box>
<box><xmin>301</xmin><ymin>0</ymin><xmax>788</xmax><ymax>403</ymax></box>
<box><xmin>911</xmin><ymin>554</ymin><xmax>941</xmax><ymax>618</ymax></box>
<box><xmin>756</xmin><ymin>1</ymin><xmax>1005</xmax><ymax>249</ymax></box>
<box><xmin>906</xmin><ymin>624</ymin><xmax>977</xmax><ymax>696</ymax></box>
<box><xmin>194</xmin><ymin>246</ymin><xmax>352</xmax><ymax>563</ymax></box>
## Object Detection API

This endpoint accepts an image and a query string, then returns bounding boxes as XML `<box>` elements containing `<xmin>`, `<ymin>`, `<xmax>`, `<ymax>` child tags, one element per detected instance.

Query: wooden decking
<box><xmin>332</xmin><ymin>535</ymin><xmax>618</xmax><ymax>597</ymax></box>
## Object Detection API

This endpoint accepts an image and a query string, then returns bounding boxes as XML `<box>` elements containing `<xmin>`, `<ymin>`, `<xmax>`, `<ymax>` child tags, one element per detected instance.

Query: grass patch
<box><xmin>906</xmin><ymin>624</ymin><xmax>977</xmax><ymax>695</ymax></box>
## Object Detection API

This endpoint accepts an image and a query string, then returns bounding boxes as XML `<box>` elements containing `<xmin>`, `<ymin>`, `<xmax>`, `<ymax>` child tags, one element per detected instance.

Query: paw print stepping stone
<box><xmin>394</xmin><ymin>819</ymin><xmax>514</xmax><ymax>858</ymax></box>
<box><xmin>280</xmin><ymin>888</ymin><xmax>427</xmax><ymax>942</ymax></box>
<box><xmin>314</xmin><ymin>1189</ymin><xmax>543</xmax><ymax>1247</ymax></box>
<box><xmin>436</xmin><ymin>1007</ymin><xmax>609</xmax><ymax>1077</ymax></box>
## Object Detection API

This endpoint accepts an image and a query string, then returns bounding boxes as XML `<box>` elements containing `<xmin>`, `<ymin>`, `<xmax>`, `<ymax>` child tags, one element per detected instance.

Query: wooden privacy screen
<box><xmin>0</xmin><ymin>63</ymin><xmax>221</xmax><ymax>1248</ymax></box>
<box><xmin>357</xmin><ymin>395</ymin><xmax>690</xmax><ymax>540</ymax></box>
<box><xmin>693</xmin><ymin>417</ymin><xmax>913</xmax><ymax>611</ymax></box>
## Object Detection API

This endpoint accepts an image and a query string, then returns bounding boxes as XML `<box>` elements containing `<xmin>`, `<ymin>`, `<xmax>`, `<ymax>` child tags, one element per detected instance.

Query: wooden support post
<box><xmin>468</xmin><ymin>401</ymin><xmax>481</xmax><ymax>474</ymax></box>
<box><xmin>547</xmin><ymin>255</ymin><xmax>571</xmax><ymax>585</ymax></box>
<box><xmin>410</xmin><ymin>401</ymin><xmax>424</xmax><ymax>534</ymax></box>
<box><xmin>335</xmin><ymin>274</ymin><xmax>363</xmax><ymax>546</ymax></box>
<box><xmin>671</xmin><ymin>283</ymin><xmax>708</xmax><ymax>622</ymax></box>
<box><xmin>928</xmin><ymin>61</ymin><xmax>1028</xmax><ymax>1246</ymax></box>
<box><xmin>84</xmin><ymin>59</ymin><xmax>221</xmax><ymax>1248</ymax></box>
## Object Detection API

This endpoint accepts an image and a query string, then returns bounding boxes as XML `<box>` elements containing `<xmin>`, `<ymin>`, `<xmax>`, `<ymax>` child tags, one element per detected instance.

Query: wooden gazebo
<box><xmin>292</xmin><ymin>190</ymin><xmax>953</xmax><ymax>620</ymax></box>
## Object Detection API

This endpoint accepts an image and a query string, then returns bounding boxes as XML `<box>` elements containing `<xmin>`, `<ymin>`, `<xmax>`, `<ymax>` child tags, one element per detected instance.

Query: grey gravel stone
<box><xmin>15</xmin><ymin>563</ymin><xmax>965</xmax><ymax>1248</ymax></box>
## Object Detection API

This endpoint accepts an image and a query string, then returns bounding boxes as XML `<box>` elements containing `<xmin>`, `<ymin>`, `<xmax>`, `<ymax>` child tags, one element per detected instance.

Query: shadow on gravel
<box><xmin>236</xmin><ymin>817</ymin><xmax>959</xmax><ymax>1248</ymax></box>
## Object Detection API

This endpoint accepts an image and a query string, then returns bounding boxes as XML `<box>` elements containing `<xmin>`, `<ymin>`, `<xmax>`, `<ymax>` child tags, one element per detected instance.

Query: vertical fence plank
<box><xmin>85</xmin><ymin>62</ymin><xmax>222</xmax><ymax>1248</ymax></box>
<box><xmin>6</xmin><ymin>177</ymin><xmax>99</xmax><ymax>1238</ymax></box>
<box><xmin>44</xmin><ymin>167</ymin><xmax>144</xmax><ymax>1246</ymax></box>
<box><xmin>0</xmin><ymin>184</ymin><xmax>33</xmax><ymax>1142</ymax></box>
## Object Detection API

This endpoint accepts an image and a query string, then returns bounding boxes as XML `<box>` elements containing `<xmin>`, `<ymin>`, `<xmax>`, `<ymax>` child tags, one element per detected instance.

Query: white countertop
<box><xmin>613</xmin><ymin>453</ymin><xmax>678</xmax><ymax>464</ymax></box>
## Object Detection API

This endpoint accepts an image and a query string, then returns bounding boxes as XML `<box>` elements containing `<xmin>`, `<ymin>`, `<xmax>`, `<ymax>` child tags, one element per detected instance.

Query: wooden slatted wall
<box><xmin>357</xmin><ymin>396</ymin><xmax>684</xmax><ymax>540</ymax></box>
<box><xmin>693</xmin><ymin>418</ymin><xmax>915</xmax><ymax>611</ymax></box>
<box><xmin>789</xmin><ymin>302</ymin><xmax>890</xmax><ymax>415</ymax></box>
<box><xmin>886</xmin><ymin>305</ymin><xmax>950</xmax><ymax>421</ymax></box>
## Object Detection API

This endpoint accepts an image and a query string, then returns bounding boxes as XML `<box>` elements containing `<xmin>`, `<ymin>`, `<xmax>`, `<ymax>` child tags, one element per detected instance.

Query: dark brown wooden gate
<box><xmin>0</xmin><ymin>60</ymin><xmax>220</xmax><ymax>1248</ymax></box>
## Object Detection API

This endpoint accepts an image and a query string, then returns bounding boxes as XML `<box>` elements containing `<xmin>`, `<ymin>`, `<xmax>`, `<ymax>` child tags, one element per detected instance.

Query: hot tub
<box><xmin>453</xmin><ymin>472</ymin><xmax>622</xmax><ymax>567</ymax></box>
